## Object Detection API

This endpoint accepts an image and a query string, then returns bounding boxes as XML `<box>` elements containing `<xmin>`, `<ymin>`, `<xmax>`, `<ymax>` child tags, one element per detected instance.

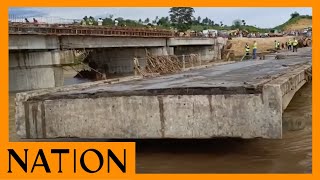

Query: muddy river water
<box><xmin>9</xmin><ymin>74</ymin><xmax>312</xmax><ymax>174</ymax></box>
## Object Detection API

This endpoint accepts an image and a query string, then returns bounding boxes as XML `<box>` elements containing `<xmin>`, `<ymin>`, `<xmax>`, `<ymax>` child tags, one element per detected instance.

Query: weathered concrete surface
<box><xmin>174</xmin><ymin>46</ymin><xmax>218</xmax><ymax>61</ymax></box>
<box><xmin>9</xmin><ymin>35</ymin><xmax>60</xmax><ymax>50</ymax></box>
<box><xmin>60</xmin><ymin>36</ymin><xmax>167</xmax><ymax>49</ymax></box>
<box><xmin>9</xmin><ymin>50</ymin><xmax>75</xmax><ymax>92</ymax></box>
<box><xmin>167</xmin><ymin>37</ymin><xmax>227</xmax><ymax>47</ymax></box>
<box><xmin>9</xmin><ymin>50</ymin><xmax>75</xmax><ymax>67</ymax></box>
<box><xmin>9</xmin><ymin>35</ymin><xmax>168</xmax><ymax>50</ymax></box>
<box><xmin>10</xmin><ymin>67</ymin><xmax>63</xmax><ymax>92</ymax></box>
<box><xmin>15</xmin><ymin>48</ymin><xmax>312</xmax><ymax>139</ymax></box>
<box><xmin>9</xmin><ymin>35</ymin><xmax>226</xmax><ymax>50</ymax></box>
<box><xmin>169</xmin><ymin>37</ymin><xmax>226</xmax><ymax>61</ymax></box>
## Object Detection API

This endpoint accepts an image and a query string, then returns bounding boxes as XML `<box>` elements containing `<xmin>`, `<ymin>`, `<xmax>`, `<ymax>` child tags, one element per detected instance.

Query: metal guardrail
<box><xmin>9</xmin><ymin>23</ymin><xmax>174</xmax><ymax>38</ymax></box>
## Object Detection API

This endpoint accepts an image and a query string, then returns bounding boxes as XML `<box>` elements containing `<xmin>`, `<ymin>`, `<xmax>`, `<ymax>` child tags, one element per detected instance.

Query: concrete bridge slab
<box><xmin>14</xmin><ymin>51</ymin><xmax>312</xmax><ymax>139</ymax></box>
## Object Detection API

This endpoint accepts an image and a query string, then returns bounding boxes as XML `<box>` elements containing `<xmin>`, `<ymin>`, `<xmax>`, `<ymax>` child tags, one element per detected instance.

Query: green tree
<box><xmin>232</xmin><ymin>19</ymin><xmax>242</xmax><ymax>29</ymax></box>
<box><xmin>197</xmin><ymin>16</ymin><xmax>201</xmax><ymax>24</ymax></box>
<box><xmin>169</xmin><ymin>7</ymin><xmax>195</xmax><ymax>32</ymax></box>
<box><xmin>242</xmin><ymin>20</ymin><xmax>246</xmax><ymax>26</ymax></box>
<box><xmin>209</xmin><ymin>19</ymin><xmax>214</xmax><ymax>26</ymax></box>
<box><xmin>291</xmin><ymin>11</ymin><xmax>300</xmax><ymax>19</ymax></box>
<box><xmin>157</xmin><ymin>16</ymin><xmax>171</xmax><ymax>28</ymax></box>
<box><xmin>103</xmin><ymin>17</ymin><xmax>113</xmax><ymax>26</ymax></box>
<box><xmin>202</xmin><ymin>17</ymin><xmax>209</xmax><ymax>25</ymax></box>
<box><xmin>124</xmin><ymin>19</ymin><xmax>142</xmax><ymax>27</ymax></box>
<box><xmin>144</xmin><ymin>18</ymin><xmax>150</xmax><ymax>23</ymax></box>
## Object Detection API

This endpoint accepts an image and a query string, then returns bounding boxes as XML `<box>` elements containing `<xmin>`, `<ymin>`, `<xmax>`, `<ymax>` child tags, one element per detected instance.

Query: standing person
<box><xmin>277</xmin><ymin>41</ymin><xmax>280</xmax><ymax>50</ymax></box>
<box><xmin>245</xmin><ymin>43</ymin><xmax>250</xmax><ymax>59</ymax></box>
<box><xmin>252</xmin><ymin>41</ymin><xmax>257</xmax><ymax>59</ymax></box>
<box><xmin>88</xmin><ymin>18</ymin><xmax>93</xmax><ymax>26</ymax></box>
<box><xmin>133</xmin><ymin>57</ymin><xmax>141</xmax><ymax>76</ymax></box>
<box><xmin>288</xmin><ymin>39</ymin><xmax>292</xmax><ymax>51</ymax></box>
<box><xmin>292</xmin><ymin>38</ymin><xmax>299</xmax><ymax>52</ymax></box>
<box><xmin>81</xmin><ymin>20</ymin><xmax>86</xmax><ymax>26</ymax></box>
<box><xmin>274</xmin><ymin>40</ymin><xmax>278</xmax><ymax>50</ymax></box>
<box><xmin>33</xmin><ymin>18</ymin><xmax>38</xmax><ymax>23</ymax></box>
<box><xmin>97</xmin><ymin>18</ymin><xmax>103</xmax><ymax>26</ymax></box>
<box><xmin>114</xmin><ymin>19</ymin><xmax>119</xmax><ymax>26</ymax></box>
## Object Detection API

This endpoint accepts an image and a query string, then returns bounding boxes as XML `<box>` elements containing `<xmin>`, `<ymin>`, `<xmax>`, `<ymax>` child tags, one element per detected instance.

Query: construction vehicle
<box><xmin>298</xmin><ymin>27</ymin><xmax>312</xmax><ymax>47</ymax></box>
<box><xmin>268</xmin><ymin>29</ymin><xmax>283</xmax><ymax>37</ymax></box>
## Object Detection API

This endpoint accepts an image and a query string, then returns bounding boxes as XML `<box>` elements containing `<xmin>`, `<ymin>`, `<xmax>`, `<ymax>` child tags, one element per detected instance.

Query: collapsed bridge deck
<box><xmin>15</xmin><ymin>49</ymin><xmax>312</xmax><ymax>139</ymax></box>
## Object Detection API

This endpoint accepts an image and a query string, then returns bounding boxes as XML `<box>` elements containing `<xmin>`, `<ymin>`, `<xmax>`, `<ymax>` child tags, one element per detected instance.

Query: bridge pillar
<box><xmin>9</xmin><ymin>50</ymin><xmax>75</xmax><ymax>92</ymax></box>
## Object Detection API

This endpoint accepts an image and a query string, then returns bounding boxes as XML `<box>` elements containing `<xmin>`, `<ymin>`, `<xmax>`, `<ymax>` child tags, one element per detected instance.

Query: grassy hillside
<box><xmin>274</xmin><ymin>15</ymin><xmax>312</xmax><ymax>31</ymax></box>
<box><xmin>189</xmin><ymin>15</ymin><xmax>312</xmax><ymax>33</ymax></box>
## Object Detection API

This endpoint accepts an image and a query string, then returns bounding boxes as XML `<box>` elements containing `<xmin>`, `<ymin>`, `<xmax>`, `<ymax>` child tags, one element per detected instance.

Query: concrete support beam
<box><xmin>167</xmin><ymin>38</ymin><xmax>215</xmax><ymax>46</ymax></box>
<box><xmin>60</xmin><ymin>36</ymin><xmax>167</xmax><ymax>49</ymax></box>
<box><xmin>9</xmin><ymin>50</ymin><xmax>75</xmax><ymax>67</ymax></box>
<box><xmin>168</xmin><ymin>37</ymin><xmax>227</xmax><ymax>46</ymax></box>
<box><xmin>9</xmin><ymin>35</ymin><xmax>228</xmax><ymax>50</ymax></box>
<box><xmin>9</xmin><ymin>35</ymin><xmax>59</xmax><ymax>50</ymax></box>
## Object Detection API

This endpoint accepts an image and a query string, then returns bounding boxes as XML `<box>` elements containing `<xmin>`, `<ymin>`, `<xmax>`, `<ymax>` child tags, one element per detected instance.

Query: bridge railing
<box><xmin>9</xmin><ymin>23</ymin><xmax>174</xmax><ymax>38</ymax></box>
<box><xmin>9</xmin><ymin>15</ymin><xmax>80</xmax><ymax>24</ymax></box>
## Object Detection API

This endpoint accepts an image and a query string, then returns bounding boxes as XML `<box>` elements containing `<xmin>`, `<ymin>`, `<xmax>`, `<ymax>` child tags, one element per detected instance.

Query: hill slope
<box><xmin>274</xmin><ymin>15</ymin><xmax>312</xmax><ymax>31</ymax></box>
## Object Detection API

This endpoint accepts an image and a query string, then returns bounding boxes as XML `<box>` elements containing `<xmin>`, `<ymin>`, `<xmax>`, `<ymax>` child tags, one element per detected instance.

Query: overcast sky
<box><xmin>9</xmin><ymin>7</ymin><xmax>312</xmax><ymax>28</ymax></box>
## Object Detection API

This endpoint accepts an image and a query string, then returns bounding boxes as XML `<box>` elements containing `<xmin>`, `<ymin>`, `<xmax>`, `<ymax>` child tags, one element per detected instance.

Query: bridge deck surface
<box><xmin>32</xmin><ymin>48</ymin><xmax>312</xmax><ymax>100</ymax></box>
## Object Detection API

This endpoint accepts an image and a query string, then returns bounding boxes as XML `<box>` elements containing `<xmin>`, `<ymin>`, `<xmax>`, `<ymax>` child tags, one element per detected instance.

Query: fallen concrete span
<box><xmin>15</xmin><ymin>52</ymin><xmax>311</xmax><ymax>139</ymax></box>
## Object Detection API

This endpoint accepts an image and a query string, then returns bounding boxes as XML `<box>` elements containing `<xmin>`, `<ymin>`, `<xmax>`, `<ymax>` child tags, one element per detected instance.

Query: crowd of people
<box><xmin>244</xmin><ymin>37</ymin><xmax>299</xmax><ymax>60</ymax></box>
<box><xmin>245</xmin><ymin>38</ymin><xmax>299</xmax><ymax>59</ymax></box>
<box><xmin>274</xmin><ymin>38</ymin><xmax>299</xmax><ymax>52</ymax></box>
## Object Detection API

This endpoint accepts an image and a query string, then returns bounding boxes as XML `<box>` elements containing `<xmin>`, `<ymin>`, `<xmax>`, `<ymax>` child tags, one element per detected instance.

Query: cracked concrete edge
<box><xmin>14</xmin><ymin>75</ymin><xmax>143</xmax><ymax>138</ymax></box>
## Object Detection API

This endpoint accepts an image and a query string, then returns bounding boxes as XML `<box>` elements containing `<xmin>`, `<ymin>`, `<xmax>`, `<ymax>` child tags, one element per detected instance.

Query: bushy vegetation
<box><xmin>81</xmin><ymin>9</ymin><xmax>311</xmax><ymax>33</ymax></box>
